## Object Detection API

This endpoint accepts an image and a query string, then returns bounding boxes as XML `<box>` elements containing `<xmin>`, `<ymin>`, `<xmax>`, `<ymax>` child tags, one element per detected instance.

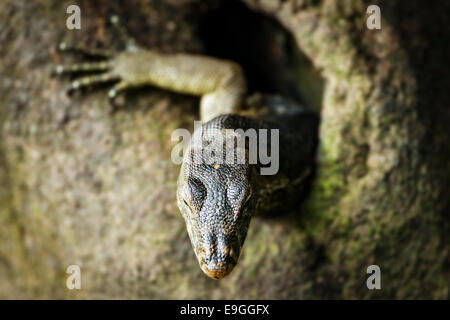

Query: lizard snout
<box><xmin>197</xmin><ymin>241</ymin><xmax>239</xmax><ymax>279</ymax></box>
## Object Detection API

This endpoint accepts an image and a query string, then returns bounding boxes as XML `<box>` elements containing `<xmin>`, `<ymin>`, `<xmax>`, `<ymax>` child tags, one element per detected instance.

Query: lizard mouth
<box><xmin>197</xmin><ymin>246</ymin><xmax>239</xmax><ymax>279</ymax></box>
<box><xmin>201</xmin><ymin>266</ymin><xmax>232</xmax><ymax>280</ymax></box>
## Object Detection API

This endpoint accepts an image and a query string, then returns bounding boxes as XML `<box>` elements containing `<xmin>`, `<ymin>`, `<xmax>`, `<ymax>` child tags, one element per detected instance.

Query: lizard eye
<box><xmin>187</xmin><ymin>178</ymin><xmax>207</xmax><ymax>203</ymax></box>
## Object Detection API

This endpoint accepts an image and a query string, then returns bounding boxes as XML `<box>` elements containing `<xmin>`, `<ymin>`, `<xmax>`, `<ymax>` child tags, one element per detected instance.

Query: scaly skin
<box><xmin>54</xmin><ymin>16</ymin><xmax>317</xmax><ymax>279</ymax></box>
<box><xmin>53</xmin><ymin>18</ymin><xmax>246</xmax><ymax>122</ymax></box>
<box><xmin>177</xmin><ymin>112</ymin><xmax>318</xmax><ymax>278</ymax></box>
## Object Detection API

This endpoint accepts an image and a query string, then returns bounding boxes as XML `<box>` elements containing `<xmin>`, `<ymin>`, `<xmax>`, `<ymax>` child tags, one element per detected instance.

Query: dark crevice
<box><xmin>197</xmin><ymin>0</ymin><xmax>324</xmax><ymax>112</ymax></box>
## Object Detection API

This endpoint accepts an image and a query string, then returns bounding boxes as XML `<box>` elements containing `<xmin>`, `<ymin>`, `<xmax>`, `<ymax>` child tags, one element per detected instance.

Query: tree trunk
<box><xmin>0</xmin><ymin>0</ymin><xmax>448</xmax><ymax>299</ymax></box>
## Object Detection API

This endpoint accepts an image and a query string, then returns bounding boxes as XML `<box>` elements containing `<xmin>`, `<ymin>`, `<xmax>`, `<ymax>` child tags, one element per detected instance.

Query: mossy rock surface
<box><xmin>0</xmin><ymin>0</ymin><xmax>449</xmax><ymax>299</ymax></box>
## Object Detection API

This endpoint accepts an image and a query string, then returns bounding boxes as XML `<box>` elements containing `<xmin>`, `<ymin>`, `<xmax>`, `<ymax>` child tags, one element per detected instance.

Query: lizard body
<box><xmin>54</xmin><ymin>16</ymin><xmax>317</xmax><ymax>279</ymax></box>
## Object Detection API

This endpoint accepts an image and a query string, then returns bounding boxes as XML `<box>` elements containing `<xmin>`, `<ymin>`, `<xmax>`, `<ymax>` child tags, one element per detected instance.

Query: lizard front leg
<box><xmin>53</xmin><ymin>16</ymin><xmax>247</xmax><ymax>122</ymax></box>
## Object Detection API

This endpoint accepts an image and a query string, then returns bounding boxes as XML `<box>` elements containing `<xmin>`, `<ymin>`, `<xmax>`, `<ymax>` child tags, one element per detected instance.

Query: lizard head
<box><xmin>176</xmin><ymin>120</ymin><xmax>255</xmax><ymax>279</ymax></box>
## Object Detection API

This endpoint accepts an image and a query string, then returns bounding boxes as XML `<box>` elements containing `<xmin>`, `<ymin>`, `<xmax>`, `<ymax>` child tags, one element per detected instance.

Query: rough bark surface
<box><xmin>0</xmin><ymin>0</ymin><xmax>448</xmax><ymax>299</ymax></box>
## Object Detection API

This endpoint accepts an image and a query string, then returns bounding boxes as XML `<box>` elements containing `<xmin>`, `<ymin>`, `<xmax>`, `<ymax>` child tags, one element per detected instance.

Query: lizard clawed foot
<box><xmin>52</xmin><ymin>55</ymin><xmax>119</xmax><ymax>97</ymax></box>
<box><xmin>66</xmin><ymin>73</ymin><xmax>120</xmax><ymax>96</ymax></box>
<box><xmin>53</xmin><ymin>14</ymin><xmax>143</xmax><ymax>101</ymax></box>
<box><xmin>52</xmin><ymin>61</ymin><xmax>110</xmax><ymax>76</ymax></box>
<box><xmin>57</xmin><ymin>42</ymin><xmax>112</xmax><ymax>58</ymax></box>
<box><xmin>106</xmin><ymin>81</ymin><xmax>133</xmax><ymax>107</ymax></box>
<box><xmin>109</xmin><ymin>15</ymin><xmax>140</xmax><ymax>52</ymax></box>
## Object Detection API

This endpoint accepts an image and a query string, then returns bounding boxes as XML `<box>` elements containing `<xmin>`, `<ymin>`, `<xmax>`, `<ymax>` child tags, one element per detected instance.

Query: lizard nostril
<box><xmin>205</xmin><ymin>245</ymin><xmax>213</xmax><ymax>256</ymax></box>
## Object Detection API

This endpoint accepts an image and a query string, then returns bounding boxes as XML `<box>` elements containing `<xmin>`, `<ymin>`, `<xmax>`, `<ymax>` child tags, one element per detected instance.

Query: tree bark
<box><xmin>242</xmin><ymin>0</ymin><xmax>450</xmax><ymax>298</ymax></box>
<box><xmin>0</xmin><ymin>0</ymin><xmax>448</xmax><ymax>299</ymax></box>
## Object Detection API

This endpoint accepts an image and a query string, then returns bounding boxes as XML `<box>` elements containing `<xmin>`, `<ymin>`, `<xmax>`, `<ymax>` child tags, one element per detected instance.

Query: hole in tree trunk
<box><xmin>197</xmin><ymin>0</ymin><xmax>324</xmax><ymax>112</ymax></box>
